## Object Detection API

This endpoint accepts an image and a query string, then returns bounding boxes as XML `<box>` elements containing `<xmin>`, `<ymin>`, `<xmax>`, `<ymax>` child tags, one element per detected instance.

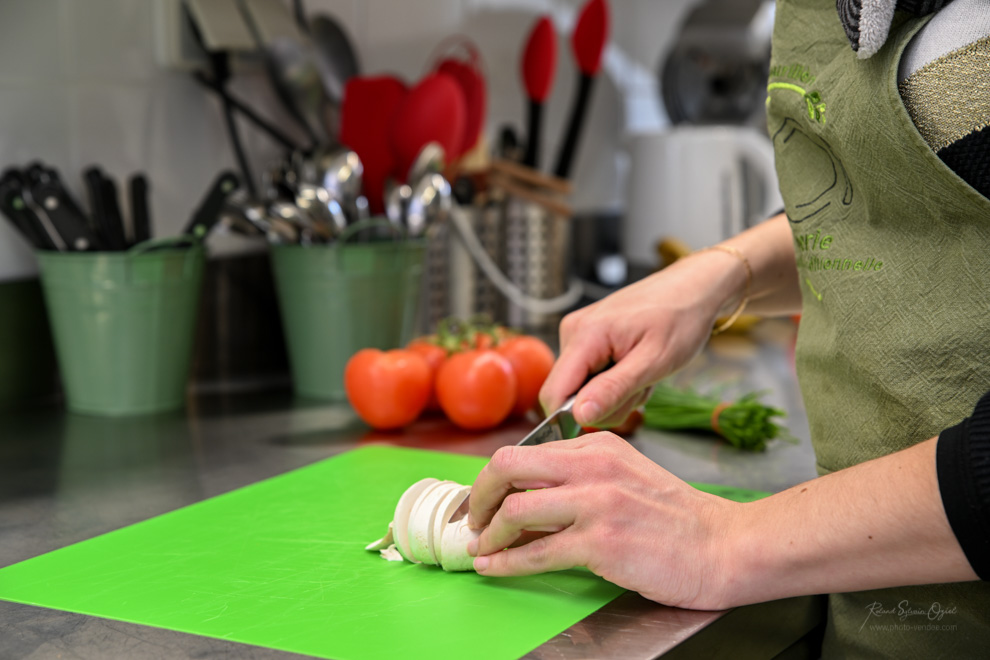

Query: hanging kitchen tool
<box><xmin>192</xmin><ymin>72</ymin><xmax>301</xmax><ymax>153</ymax></box>
<box><xmin>184</xmin><ymin>7</ymin><xmax>258</xmax><ymax>198</ymax></box>
<box><xmin>520</xmin><ymin>16</ymin><xmax>557</xmax><ymax>169</ymax></box>
<box><xmin>264</xmin><ymin>36</ymin><xmax>334</xmax><ymax>147</ymax></box>
<box><xmin>429</xmin><ymin>38</ymin><xmax>486</xmax><ymax>163</ymax></box>
<box><xmin>291</xmin><ymin>0</ymin><xmax>308</xmax><ymax>33</ymax></box>
<box><xmin>309</xmin><ymin>14</ymin><xmax>360</xmax><ymax>106</ymax></box>
<box><xmin>552</xmin><ymin>0</ymin><xmax>609</xmax><ymax>179</ymax></box>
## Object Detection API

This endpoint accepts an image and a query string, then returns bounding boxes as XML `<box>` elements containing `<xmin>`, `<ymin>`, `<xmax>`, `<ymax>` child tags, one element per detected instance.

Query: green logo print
<box><xmin>767</xmin><ymin>83</ymin><xmax>827</xmax><ymax>124</ymax></box>
<box><xmin>767</xmin><ymin>64</ymin><xmax>826</xmax><ymax>124</ymax></box>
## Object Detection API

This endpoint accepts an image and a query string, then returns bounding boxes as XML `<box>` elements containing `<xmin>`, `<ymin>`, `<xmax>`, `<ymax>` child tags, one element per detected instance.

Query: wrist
<box><xmin>677</xmin><ymin>247</ymin><xmax>751</xmax><ymax>323</ymax></box>
<box><xmin>690</xmin><ymin>496</ymin><xmax>754</xmax><ymax>610</ymax></box>
<box><xmin>712</xmin><ymin>496</ymin><xmax>788</xmax><ymax>609</ymax></box>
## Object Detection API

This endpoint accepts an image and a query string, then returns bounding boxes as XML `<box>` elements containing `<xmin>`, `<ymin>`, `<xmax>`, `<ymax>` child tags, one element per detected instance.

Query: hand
<box><xmin>466</xmin><ymin>433</ymin><xmax>740</xmax><ymax>610</ymax></box>
<box><xmin>541</xmin><ymin>251</ymin><xmax>745</xmax><ymax>427</ymax></box>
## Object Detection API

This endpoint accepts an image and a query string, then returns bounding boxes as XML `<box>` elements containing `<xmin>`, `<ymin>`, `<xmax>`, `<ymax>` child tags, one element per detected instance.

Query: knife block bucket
<box><xmin>36</xmin><ymin>247</ymin><xmax>205</xmax><ymax>416</ymax></box>
<box><xmin>270</xmin><ymin>238</ymin><xmax>425</xmax><ymax>401</ymax></box>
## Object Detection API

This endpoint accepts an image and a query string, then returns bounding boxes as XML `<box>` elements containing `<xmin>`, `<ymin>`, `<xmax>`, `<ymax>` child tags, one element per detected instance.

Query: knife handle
<box><xmin>28</xmin><ymin>177</ymin><xmax>101</xmax><ymax>252</ymax></box>
<box><xmin>130</xmin><ymin>174</ymin><xmax>151</xmax><ymax>244</ymax></box>
<box><xmin>100</xmin><ymin>176</ymin><xmax>129</xmax><ymax>250</ymax></box>
<box><xmin>0</xmin><ymin>171</ymin><xmax>56</xmax><ymax>250</ymax></box>
<box><xmin>183</xmin><ymin>171</ymin><xmax>240</xmax><ymax>238</ymax></box>
<box><xmin>84</xmin><ymin>166</ymin><xmax>129</xmax><ymax>251</ymax></box>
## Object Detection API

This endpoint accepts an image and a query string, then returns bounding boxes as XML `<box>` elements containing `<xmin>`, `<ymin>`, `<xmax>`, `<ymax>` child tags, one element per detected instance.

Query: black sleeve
<box><xmin>936</xmin><ymin>390</ymin><xmax>990</xmax><ymax>580</ymax></box>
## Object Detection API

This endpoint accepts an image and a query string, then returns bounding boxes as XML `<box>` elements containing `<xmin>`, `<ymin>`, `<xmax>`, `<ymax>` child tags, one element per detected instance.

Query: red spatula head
<box><xmin>522</xmin><ymin>16</ymin><xmax>557</xmax><ymax>103</ymax></box>
<box><xmin>572</xmin><ymin>0</ymin><xmax>609</xmax><ymax>76</ymax></box>
<box><xmin>340</xmin><ymin>75</ymin><xmax>408</xmax><ymax>214</ymax></box>
<box><xmin>390</xmin><ymin>72</ymin><xmax>467</xmax><ymax>181</ymax></box>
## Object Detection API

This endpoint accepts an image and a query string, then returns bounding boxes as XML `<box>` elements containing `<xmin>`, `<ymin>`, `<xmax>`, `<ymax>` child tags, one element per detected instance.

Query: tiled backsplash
<box><xmin>0</xmin><ymin>0</ymin><xmax>695</xmax><ymax>281</ymax></box>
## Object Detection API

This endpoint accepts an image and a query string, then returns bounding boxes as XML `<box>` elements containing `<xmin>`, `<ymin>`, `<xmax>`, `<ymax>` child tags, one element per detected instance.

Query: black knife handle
<box><xmin>83</xmin><ymin>167</ymin><xmax>115</xmax><ymax>250</ymax></box>
<box><xmin>0</xmin><ymin>171</ymin><xmax>56</xmax><ymax>250</ymax></box>
<box><xmin>28</xmin><ymin>178</ymin><xmax>100</xmax><ymax>252</ymax></box>
<box><xmin>100</xmin><ymin>176</ymin><xmax>129</xmax><ymax>250</ymax></box>
<box><xmin>183</xmin><ymin>171</ymin><xmax>240</xmax><ymax>238</ymax></box>
<box><xmin>130</xmin><ymin>174</ymin><xmax>151</xmax><ymax>244</ymax></box>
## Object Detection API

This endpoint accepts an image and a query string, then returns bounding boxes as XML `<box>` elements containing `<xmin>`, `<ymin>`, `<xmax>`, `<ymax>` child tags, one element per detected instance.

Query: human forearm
<box><xmin>715</xmin><ymin>212</ymin><xmax>802</xmax><ymax>318</ymax></box>
<box><xmin>720</xmin><ymin>437</ymin><xmax>978</xmax><ymax>609</ymax></box>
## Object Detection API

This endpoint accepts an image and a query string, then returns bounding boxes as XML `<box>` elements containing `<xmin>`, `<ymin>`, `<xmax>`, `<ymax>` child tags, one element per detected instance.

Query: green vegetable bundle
<box><xmin>643</xmin><ymin>383</ymin><xmax>790</xmax><ymax>452</ymax></box>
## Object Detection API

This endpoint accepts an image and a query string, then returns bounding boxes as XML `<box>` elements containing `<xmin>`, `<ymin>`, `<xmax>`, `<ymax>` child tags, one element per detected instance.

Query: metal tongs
<box><xmin>516</xmin><ymin>395</ymin><xmax>582</xmax><ymax>447</ymax></box>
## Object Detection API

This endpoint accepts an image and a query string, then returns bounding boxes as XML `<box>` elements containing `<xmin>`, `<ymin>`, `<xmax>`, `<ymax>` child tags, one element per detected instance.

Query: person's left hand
<box><xmin>466</xmin><ymin>433</ymin><xmax>741</xmax><ymax>610</ymax></box>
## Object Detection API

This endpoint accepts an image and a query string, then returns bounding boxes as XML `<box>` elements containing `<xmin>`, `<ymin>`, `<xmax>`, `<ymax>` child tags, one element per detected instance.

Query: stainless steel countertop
<box><xmin>0</xmin><ymin>319</ymin><xmax>824</xmax><ymax>659</ymax></box>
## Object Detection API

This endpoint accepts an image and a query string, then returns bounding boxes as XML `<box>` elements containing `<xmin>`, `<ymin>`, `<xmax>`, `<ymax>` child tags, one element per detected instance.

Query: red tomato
<box><xmin>496</xmin><ymin>335</ymin><xmax>555</xmax><ymax>417</ymax></box>
<box><xmin>436</xmin><ymin>350</ymin><xmax>517</xmax><ymax>430</ymax></box>
<box><xmin>344</xmin><ymin>349</ymin><xmax>431</xmax><ymax>429</ymax></box>
<box><xmin>407</xmin><ymin>337</ymin><xmax>447</xmax><ymax>410</ymax></box>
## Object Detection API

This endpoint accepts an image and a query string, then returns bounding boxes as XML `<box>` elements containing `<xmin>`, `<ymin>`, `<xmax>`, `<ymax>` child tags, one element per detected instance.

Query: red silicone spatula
<box><xmin>521</xmin><ymin>16</ymin><xmax>557</xmax><ymax>169</ymax></box>
<box><xmin>389</xmin><ymin>72</ymin><xmax>467</xmax><ymax>181</ymax></box>
<box><xmin>339</xmin><ymin>75</ymin><xmax>407</xmax><ymax>214</ymax></box>
<box><xmin>552</xmin><ymin>0</ymin><xmax>609</xmax><ymax>179</ymax></box>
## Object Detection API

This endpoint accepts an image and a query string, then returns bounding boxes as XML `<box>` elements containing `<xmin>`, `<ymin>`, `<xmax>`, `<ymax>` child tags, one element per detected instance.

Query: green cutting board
<box><xmin>0</xmin><ymin>446</ymin><xmax>768</xmax><ymax>660</ymax></box>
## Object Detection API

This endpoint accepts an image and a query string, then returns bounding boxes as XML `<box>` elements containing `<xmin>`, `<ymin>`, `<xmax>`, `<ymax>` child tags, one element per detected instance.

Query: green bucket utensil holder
<box><xmin>271</xmin><ymin>223</ymin><xmax>425</xmax><ymax>401</ymax></box>
<box><xmin>36</xmin><ymin>237</ymin><xmax>205</xmax><ymax>416</ymax></box>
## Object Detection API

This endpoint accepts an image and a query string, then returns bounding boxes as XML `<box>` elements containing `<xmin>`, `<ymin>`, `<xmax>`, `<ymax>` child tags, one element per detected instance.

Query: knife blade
<box><xmin>515</xmin><ymin>360</ymin><xmax>617</xmax><ymax>447</ymax></box>
<box><xmin>516</xmin><ymin>395</ymin><xmax>579</xmax><ymax>446</ymax></box>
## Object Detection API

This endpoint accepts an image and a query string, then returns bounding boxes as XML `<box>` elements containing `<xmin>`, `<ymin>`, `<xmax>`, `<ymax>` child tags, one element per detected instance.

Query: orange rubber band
<box><xmin>710</xmin><ymin>402</ymin><xmax>732</xmax><ymax>437</ymax></box>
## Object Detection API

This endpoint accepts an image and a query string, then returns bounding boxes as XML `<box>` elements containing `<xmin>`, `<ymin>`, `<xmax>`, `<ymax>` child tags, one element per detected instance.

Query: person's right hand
<box><xmin>541</xmin><ymin>250</ymin><xmax>747</xmax><ymax>427</ymax></box>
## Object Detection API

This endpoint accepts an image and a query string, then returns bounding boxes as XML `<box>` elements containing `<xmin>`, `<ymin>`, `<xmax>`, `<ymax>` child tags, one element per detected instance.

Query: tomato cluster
<box><xmin>344</xmin><ymin>320</ymin><xmax>555</xmax><ymax>431</ymax></box>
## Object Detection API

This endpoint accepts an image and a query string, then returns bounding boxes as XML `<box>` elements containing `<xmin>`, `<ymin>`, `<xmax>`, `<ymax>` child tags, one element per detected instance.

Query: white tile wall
<box><xmin>0</xmin><ymin>0</ymin><xmax>695</xmax><ymax>281</ymax></box>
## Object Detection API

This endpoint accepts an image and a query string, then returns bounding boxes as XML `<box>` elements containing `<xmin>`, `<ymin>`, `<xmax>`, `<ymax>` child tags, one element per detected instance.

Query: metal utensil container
<box><xmin>421</xmin><ymin>191</ymin><xmax>573</xmax><ymax>339</ymax></box>
<box><xmin>503</xmin><ymin>197</ymin><xmax>571</xmax><ymax>334</ymax></box>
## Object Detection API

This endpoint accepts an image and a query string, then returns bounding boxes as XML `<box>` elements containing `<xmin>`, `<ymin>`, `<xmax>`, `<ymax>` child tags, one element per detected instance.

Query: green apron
<box><xmin>767</xmin><ymin>1</ymin><xmax>990</xmax><ymax>656</ymax></box>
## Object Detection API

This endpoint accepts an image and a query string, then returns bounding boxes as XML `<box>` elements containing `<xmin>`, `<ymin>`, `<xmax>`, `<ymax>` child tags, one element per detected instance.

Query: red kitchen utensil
<box><xmin>340</xmin><ymin>75</ymin><xmax>407</xmax><ymax>214</ymax></box>
<box><xmin>389</xmin><ymin>72</ymin><xmax>467</xmax><ymax>181</ymax></box>
<box><xmin>521</xmin><ymin>16</ymin><xmax>557</xmax><ymax>169</ymax></box>
<box><xmin>552</xmin><ymin>0</ymin><xmax>609</xmax><ymax>179</ymax></box>
<box><xmin>433</xmin><ymin>39</ymin><xmax>487</xmax><ymax>160</ymax></box>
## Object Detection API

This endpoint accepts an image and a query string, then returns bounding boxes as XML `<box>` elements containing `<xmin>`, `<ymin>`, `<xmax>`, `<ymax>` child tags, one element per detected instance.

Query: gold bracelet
<box><xmin>703</xmin><ymin>245</ymin><xmax>752</xmax><ymax>335</ymax></box>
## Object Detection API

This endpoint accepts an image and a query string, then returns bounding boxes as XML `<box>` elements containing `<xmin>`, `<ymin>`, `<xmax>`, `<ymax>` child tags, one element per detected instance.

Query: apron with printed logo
<box><xmin>767</xmin><ymin>0</ymin><xmax>990</xmax><ymax>655</ymax></box>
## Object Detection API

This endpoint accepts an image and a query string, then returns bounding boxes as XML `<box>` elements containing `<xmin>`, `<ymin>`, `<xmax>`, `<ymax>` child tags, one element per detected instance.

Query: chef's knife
<box><xmin>129</xmin><ymin>174</ymin><xmax>151</xmax><ymax>244</ymax></box>
<box><xmin>26</xmin><ymin>167</ymin><xmax>100</xmax><ymax>251</ymax></box>
<box><xmin>182</xmin><ymin>170</ymin><xmax>241</xmax><ymax>238</ymax></box>
<box><xmin>516</xmin><ymin>394</ymin><xmax>580</xmax><ymax>446</ymax></box>
<box><xmin>515</xmin><ymin>360</ymin><xmax>617</xmax><ymax>447</ymax></box>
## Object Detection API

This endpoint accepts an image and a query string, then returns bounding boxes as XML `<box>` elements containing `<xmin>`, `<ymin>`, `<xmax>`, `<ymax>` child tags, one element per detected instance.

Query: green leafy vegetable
<box><xmin>643</xmin><ymin>383</ymin><xmax>792</xmax><ymax>451</ymax></box>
